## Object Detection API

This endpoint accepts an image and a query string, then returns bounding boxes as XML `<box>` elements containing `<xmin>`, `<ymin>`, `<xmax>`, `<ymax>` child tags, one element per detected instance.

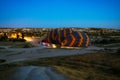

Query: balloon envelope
<box><xmin>42</xmin><ymin>28</ymin><xmax>90</xmax><ymax>47</ymax></box>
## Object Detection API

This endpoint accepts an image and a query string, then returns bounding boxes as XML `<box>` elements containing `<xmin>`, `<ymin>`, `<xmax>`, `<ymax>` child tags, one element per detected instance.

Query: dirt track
<box><xmin>0</xmin><ymin>45</ymin><xmax>104</xmax><ymax>65</ymax></box>
<box><xmin>0</xmin><ymin>66</ymin><xmax>67</xmax><ymax>80</ymax></box>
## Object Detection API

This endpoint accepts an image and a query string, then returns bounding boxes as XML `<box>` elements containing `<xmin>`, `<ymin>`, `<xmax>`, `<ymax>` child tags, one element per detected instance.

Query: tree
<box><xmin>16</xmin><ymin>34</ymin><xmax>19</xmax><ymax>39</ymax></box>
<box><xmin>22</xmin><ymin>33</ymin><xmax>24</xmax><ymax>39</ymax></box>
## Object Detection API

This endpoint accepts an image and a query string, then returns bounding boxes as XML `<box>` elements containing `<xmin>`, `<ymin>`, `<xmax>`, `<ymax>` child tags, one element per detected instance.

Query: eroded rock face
<box><xmin>0</xmin><ymin>66</ymin><xmax>67</xmax><ymax>80</ymax></box>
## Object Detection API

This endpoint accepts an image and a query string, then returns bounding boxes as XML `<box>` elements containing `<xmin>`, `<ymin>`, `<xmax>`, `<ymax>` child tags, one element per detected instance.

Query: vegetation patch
<box><xmin>10</xmin><ymin>42</ymin><xmax>35</xmax><ymax>48</ymax></box>
<box><xmin>8</xmin><ymin>38</ymin><xmax>26</xmax><ymax>42</ymax></box>
<box><xmin>0</xmin><ymin>59</ymin><xmax>6</xmax><ymax>63</ymax></box>
<box><xmin>0</xmin><ymin>50</ymin><xmax>13</xmax><ymax>54</ymax></box>
<box><xmin>0</xmin><ymin>42</ymin><xmax>25</xmax><ymax>46</ymax></box>
<box><xmin>94</xmin><ymin>39</ymin><xmax>120</xmax><ymax>45</ymax></box>
<box><xmin>0</xmin><ymin>47</ymin><xmax>6</xmax><ymax>49</ymax></box>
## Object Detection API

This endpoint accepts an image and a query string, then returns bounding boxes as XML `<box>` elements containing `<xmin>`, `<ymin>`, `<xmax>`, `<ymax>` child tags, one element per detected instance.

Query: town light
<box><xmin>52</xmin><ymin>44</ymin><xmax>57</xmax><ymax>48</ymax></box>
<box><xmin>24</xmin><ymin>37</ymin><xmax>33</xmax><ymax>42</ymax></box>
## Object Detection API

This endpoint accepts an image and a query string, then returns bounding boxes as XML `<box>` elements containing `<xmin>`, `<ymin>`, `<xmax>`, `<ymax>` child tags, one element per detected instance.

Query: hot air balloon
<box><xmin>42</xmin><ymin>28</ymin><xmax>90</xmax><ymax>48</ymax></box>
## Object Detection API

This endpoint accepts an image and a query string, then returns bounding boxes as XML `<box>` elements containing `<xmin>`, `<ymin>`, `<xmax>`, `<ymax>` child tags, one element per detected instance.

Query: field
<box><xmin>0</xmin><ymin>47</ymin><xmax>120</xmax><ymax>80</ymax></box>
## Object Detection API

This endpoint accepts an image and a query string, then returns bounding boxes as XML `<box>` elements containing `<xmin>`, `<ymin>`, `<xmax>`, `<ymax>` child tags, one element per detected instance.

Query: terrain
<box><xmin>0</xmin><ymin>42</ymin><xmax>120</xmax><ymax>80</ymax></box>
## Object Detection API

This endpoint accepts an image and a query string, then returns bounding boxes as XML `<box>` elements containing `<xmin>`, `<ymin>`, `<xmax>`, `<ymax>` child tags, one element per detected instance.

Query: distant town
<box><xmin>0</xmin><ymin>28</ymin><xmax>120</xmax><ymax>45</ymax></box>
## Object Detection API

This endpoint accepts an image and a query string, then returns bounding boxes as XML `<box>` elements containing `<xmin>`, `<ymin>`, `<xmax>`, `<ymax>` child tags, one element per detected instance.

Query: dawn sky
<box><xmin>0</xmin><ymin>0</ymin><xmax>120</xmax><ymax>29</ymax></box>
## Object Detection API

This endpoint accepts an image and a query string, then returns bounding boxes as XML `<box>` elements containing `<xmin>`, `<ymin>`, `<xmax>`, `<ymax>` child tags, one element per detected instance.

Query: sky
<box><xmin>0</xmin><ymin>0</ymin><xmax>120</xmax><ymax>29</ymax></box>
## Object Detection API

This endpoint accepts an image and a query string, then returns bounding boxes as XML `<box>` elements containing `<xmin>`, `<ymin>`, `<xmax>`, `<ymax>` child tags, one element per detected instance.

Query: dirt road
<box><xmin>0</xmin><ymin>66</ymin><xmax>67</xmax><ymax>80</ymax></box>
<box><xmin>0</xmin><ymin>46</ymin><xmax>104</xmax><ymax>64</ymax></box>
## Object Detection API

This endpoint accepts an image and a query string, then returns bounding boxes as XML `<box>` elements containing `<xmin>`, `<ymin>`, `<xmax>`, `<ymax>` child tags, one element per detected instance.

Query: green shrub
<box><xmin>8</xmin><ymin>38</ymin><xmax>26</xmax><ymax>42</ymax></box>
<box><xmin>23</xmin><ymin>43</ymin><xmax>32</xmax><ymax>48</ymax></box>
<box><xmin>0</xmin><ymin>59</ymin><xmax>6</xmax><ymax>63</ymax></box>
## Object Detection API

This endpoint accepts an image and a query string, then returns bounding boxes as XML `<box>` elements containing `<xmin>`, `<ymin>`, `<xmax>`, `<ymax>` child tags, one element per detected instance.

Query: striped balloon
<box><xmin>61</xmin><ymin>31</ymin><xmax>89</xmax><ymax>47</ymax></box>
<box><xmin>42</xmin><ymin>28</ymin><xmax>90</xmax><ymax>47</ymax></box>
